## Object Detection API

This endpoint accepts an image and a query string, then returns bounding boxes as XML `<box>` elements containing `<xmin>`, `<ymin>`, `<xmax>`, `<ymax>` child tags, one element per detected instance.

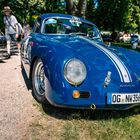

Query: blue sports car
<box><xmin>21</xmin><ymin>13</ymin><xmax>140</xmax><ymax>110</ymax></box>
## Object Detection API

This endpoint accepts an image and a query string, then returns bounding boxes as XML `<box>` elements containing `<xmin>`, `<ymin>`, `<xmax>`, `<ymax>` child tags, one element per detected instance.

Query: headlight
<box><xmin>64</xmin><ymin>59</ymin><xmax>87</xmax><ymax>86</ymax></box>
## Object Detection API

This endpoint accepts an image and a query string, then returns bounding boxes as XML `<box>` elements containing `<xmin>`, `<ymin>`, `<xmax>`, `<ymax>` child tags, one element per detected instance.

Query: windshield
<box><xmin>43</xmin><ymin>17</ymin><xmax>102</xmax><ymax>42</ymax></box>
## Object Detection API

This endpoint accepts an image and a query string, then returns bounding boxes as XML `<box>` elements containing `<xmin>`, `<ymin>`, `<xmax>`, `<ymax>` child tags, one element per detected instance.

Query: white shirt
<box><xmin>18</xmin><ymin>23</ymin><xmax>23</xmax><ymax>35</ymax></box>
<box><xmin>4</xmin><ymin>15</ymin><xmax>18</xmax><ymax>34</ymax></box>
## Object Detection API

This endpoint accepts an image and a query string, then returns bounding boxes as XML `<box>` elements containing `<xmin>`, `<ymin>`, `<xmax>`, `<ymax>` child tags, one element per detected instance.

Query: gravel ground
<box><xmin>0</xmin><ymin>47</ymin><xmax>40</xmax><ymax>140</ymax></box>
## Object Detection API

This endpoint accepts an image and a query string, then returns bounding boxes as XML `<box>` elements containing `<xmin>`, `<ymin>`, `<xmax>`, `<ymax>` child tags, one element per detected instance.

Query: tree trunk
<box><xmin>65</xmin><ymin>0</ymin><xmax>77</xmax><ymax>15</ymax></box>
<box><xmin>78</xmin><ymin>0</ymin><xmax>87</xmax><ymax>18</ymax></box>
<box><xmin>65</xmin><ymin>0</ymin><xmax>87</xmax><ymax>18</ymax></box>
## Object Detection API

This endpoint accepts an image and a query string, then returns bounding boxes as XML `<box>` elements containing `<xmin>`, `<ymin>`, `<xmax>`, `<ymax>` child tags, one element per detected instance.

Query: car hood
<box><xmin>45</xmin><ymin>35</ymin><xmax>140</xmax><ymax>85</ymax></box>
<box><xmin>108</xmin><ymin>45</ymin><xmax>140</xmax><ymax>80</ymax></box>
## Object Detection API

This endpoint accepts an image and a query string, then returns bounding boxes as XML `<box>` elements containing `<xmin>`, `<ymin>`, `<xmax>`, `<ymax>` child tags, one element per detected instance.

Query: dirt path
<box><xmin>0</xmin><ymin>48</ymin><xmax>40</xmax><ymax>140</ymax></box>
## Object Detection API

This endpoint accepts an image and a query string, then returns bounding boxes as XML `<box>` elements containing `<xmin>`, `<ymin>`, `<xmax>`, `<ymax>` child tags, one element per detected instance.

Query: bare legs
<box><xmin>7</xmin><ymin>40</ymin><xmax>11</xmax><ymax>58</ymax></box>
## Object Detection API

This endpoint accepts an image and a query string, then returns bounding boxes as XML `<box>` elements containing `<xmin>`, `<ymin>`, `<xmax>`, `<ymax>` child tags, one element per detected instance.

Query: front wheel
<box><xmin>32</xmin><ymin>58</ymin><xmax>46</xmax><ymax>103</ymax></box>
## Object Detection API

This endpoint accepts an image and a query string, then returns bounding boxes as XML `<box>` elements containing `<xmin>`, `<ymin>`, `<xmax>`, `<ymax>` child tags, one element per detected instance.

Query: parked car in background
<box><xmin>119</xmin><ymin>32</ymin><xmax>131</xmax><ymax>42</ymax></box>
<box><xmin>130</xmin><ymin>34</ymin><xmax>140</xmax><ymax>49</ymax></box>
<box><xmin>0</xmin><ymin>31</ymin><xmax>6</xmax><ymax>47</ymax></box>
<box><xmin>21</xmin><ymin>13</ymin><xmax>140</xmax><ymax>110</ymax></box>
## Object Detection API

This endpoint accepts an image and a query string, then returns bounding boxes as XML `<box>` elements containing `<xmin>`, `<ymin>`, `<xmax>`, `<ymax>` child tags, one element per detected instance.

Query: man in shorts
<box><xmin>3</xmin><ymin>6</ymin><xmax>19</xmax><ymax>58</ymax></box>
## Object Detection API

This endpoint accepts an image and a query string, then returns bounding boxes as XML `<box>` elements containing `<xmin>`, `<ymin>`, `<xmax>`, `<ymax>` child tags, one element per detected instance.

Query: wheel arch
<box><xmin>29</xmin><ymin>56</ymin><xmax>39</xmax><ymax>79</ymax></box>
<box><xmin>29</xmin><ymin>56</ymin><xmax>50</xmax><ymax>79</ymax></box>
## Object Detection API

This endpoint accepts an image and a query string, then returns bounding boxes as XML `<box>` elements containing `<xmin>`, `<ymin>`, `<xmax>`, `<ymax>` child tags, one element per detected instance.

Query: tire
<box><xmin>32</xmin><ymin>58</ymin><xmax>46</xmax><ymax>103</ymax></box>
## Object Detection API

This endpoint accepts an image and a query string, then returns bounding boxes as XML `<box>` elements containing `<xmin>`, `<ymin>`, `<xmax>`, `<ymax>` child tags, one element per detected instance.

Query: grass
<box><xmin>111</xmin><ymin>42</ymin><xmax>140</xmax><ymax>52</ymax></box>
<box><xmin>112</xmin><ymin>42</ymin><xmax>131</xmax><ymax>49</ymax></box>
<box><xmin>29</xmin><ymin>102</ymin><xmax>140</xmax><ymax>140</ymax></box>
<box><xmin>61</xmin><ymin>109</ymin><xmax>140</xmax><ymax>140</ymax></box>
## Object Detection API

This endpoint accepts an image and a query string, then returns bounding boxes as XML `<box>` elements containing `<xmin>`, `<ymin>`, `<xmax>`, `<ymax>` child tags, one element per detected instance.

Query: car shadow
<box><xmin>41</xmin><ymin>102</ymin><xmax>140</xmax><ymax>121</ymax></box>
<box><xmin>21</xmin><ymin>68</ymin><xmax>32</xmax><ymax>90</ymax></box>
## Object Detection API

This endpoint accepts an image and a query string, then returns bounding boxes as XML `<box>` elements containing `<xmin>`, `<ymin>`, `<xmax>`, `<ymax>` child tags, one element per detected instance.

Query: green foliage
<box><xmin>86</xmin><ymin>0</ymin><xmax>96</xmax><ymax>22</ymax></box>
<box><xmin>8</xmin><ymin>0</ymin><xmax>46</xmax><ymax>25</ymax></box>
<box><xmin>124</xmin><ymin>0</ymin><xmax>140</xmax><ymax>33</ymax></box>
<box><xmin>0</xmin><ymin>0</ymin><xmax>139</xmax><ymax>33</ymax></box>
<box><xmin>95</xmin><ymin>0</ymin><xmax>129</xmax><ymax>31</ymax></box>
<box><xmin>0</xmin><ymin>0</ymin><xmax>66</xmax><ymax>30</ymax></box>
<box><xmin>45</xmin><ymin>0</ymin><xmax>66</xmax><ymax>14</ymax></box>
<box><xmin>95</xmin><ymin>0</ymin><xmax>140</xmax><ymax>33</ymax></box>
<box><xmin>0</xmin><ymin>0</ymin><xmax>5</xmax><ymax>31</ymax></box>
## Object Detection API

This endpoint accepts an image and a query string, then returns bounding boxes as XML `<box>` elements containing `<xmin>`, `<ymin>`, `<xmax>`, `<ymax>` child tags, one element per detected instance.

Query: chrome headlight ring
<box><xmin>64</xmin><ymin>59</ymin><xmax>87</xmax><ymax>86</ymax></box>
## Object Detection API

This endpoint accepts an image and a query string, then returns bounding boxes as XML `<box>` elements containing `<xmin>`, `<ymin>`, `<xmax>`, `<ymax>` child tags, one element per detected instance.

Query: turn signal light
<box><xmin>73</xmin><ymin>90</ymin><xmax>80</xmax><ymax>99</ymax></box>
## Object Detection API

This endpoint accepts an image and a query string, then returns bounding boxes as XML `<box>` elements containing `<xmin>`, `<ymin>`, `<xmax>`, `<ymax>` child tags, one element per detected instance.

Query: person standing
<box><xmin>23</xmin><ymin>21</ymin><xmax>30</xmax><ymax>37</ymax></box>
<box><xmin>17</xmin><ymin>22</ymin><xmax>24</xmax><ymax>54</ymax></box>
<box><xmin>3</xmin><ymin>6</ymin><xmax>19</xmax><ymax>58</ymax></box>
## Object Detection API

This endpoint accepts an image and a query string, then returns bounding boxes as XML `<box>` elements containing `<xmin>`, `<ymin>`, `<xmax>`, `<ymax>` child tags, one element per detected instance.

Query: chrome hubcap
<box><xmin>34</xmin><ymin>61</ymin><xmax>45</xmax><ymax>95</ymax></box>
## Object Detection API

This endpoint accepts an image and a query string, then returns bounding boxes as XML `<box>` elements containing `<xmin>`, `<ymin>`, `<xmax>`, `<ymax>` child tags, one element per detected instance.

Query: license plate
<box><xmin>107</xmin><ymin>93</ymin><xmax>140</xmax><ymax>104</ymax></box>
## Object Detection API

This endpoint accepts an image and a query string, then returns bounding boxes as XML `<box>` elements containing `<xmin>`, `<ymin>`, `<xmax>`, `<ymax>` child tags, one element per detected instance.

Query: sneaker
<box><xmin>7</xmin><ymin>53</ymin><xmax>11</xmax><ymax>58</ymax></box>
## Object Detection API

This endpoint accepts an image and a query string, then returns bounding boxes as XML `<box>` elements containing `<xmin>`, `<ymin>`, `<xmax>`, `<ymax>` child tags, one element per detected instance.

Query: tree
<box><xmin>94</xmin><ymin>0</ymin><xmax>140</xmax><ymax>33</ymax></box>
<box><xmin>65</xmin><ymin>0</ymin><xmax>87</xmax><ymax>18</ymax></box>
<box><xmin>95</xmin><ymin>0</ymin><xmax>129</xmax><ymax>31</ymax></box>
<box><xmin>86</xmin><ymin>0</ymin><xmax>96</xmax><ymax>22</ymax></box>
<box><xmin>0</xmin><ymin>0</ymin><xmax>10</xmax><ymax>31</ymax></box>
<box><xmin>8</xmin><ymin>0</ymin><xmax>46</xmax><ymax>24</ymax></box>
<box><xmin>124</xmin><ymin>0</ymin><xmax>140</xmax><ymax>33</ymax></box>
<box><xmin>44</xmin><ymin>0</ymin><xmax>66</xmax><ymax>13</ymax></box>
<box><xmin>0</xmin><ymin>0</ymin><xmax>66</xmax><ymax>28</ymax></box>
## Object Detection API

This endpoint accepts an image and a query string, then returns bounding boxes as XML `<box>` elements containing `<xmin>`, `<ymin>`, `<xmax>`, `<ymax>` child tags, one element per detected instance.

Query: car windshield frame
<box><xmin>41</xmin><ymin>17</ymin><xmax>103</xmax><ymax>42</ymax></box>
